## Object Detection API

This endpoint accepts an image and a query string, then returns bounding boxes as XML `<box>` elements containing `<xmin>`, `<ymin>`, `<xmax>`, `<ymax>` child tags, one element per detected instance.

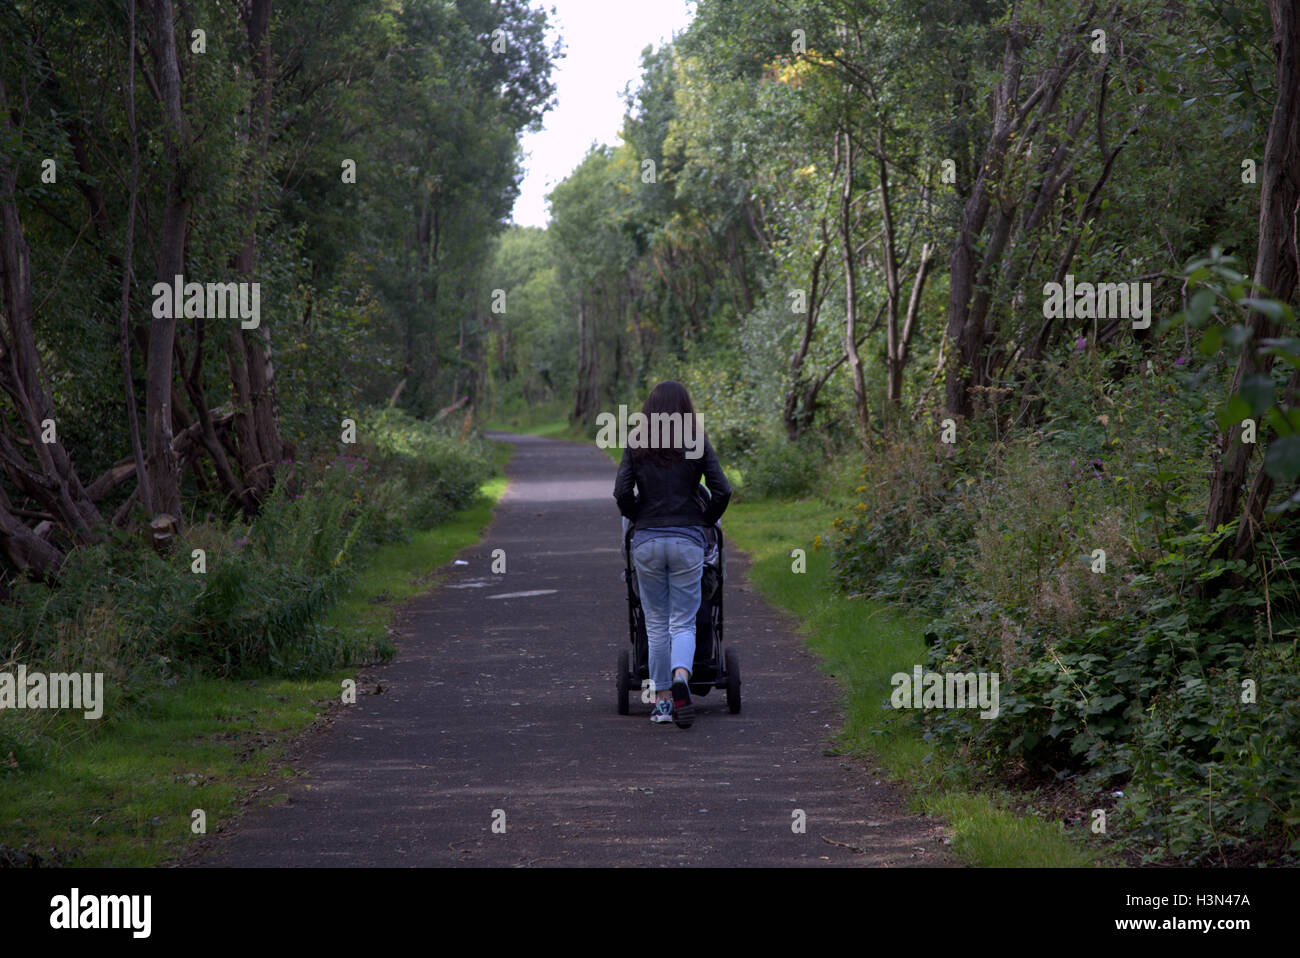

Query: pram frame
<box><xmin>615</xmin><ymin>496</ymin><xmax>740</xmax><ymax>716</ymax></box>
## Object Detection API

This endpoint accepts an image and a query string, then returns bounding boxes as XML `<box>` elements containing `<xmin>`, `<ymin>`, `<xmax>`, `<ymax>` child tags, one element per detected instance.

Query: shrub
<box><xmin>738</xmin><ymin>436</ymin><xmax>820</xmax><ymax>500</ymax></box>
<box><xmin>0</xmin><ymin>408</ymin><xmax>491</xmax><ymax>691</ymax></box>
<box><xmin>830</xmin><ymin>332</ymin><xmax>1300</xmax><ymax>862</ymax></box>
<box><xmin>831</xmin><ymin>430</ymin><xmax>979</xmax><ymax>611</ymax></box>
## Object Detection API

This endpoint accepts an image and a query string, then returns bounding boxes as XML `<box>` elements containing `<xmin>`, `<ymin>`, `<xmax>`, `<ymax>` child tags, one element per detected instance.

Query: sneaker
<box><xmin>649</xmin><ymin>699</ymin><xmax>674</xmax><ymax>724</ymax></box>
<box><xmin>671</xmin><ymin>676</ymin><xmax>694</xmax><ymax>728</ymax></box>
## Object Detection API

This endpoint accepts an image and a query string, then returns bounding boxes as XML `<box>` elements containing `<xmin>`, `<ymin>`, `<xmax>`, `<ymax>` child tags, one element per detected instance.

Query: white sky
<box><xmin>511</xmin><ymin>0</ymin><xmax>698</xmax><ymax>228</ymax></box>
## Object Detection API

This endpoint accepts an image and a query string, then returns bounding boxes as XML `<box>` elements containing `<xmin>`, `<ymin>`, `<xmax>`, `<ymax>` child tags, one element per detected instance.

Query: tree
<box><xmin>1205</xmin><ymin>0</ymin><xmax>1300</xmax><ymax>561</ymax></box>
<box><xmin>143</xmin><ymin>0</ymin><xmax>190</xmax><ymax>531</ymax></box>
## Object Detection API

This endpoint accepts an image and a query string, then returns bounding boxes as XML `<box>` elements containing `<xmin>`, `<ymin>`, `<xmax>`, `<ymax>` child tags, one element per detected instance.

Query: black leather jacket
<box><xmin>613</xmin><ymin>439</ymin><xmax>732</xmax><ymax>530</ymax></box>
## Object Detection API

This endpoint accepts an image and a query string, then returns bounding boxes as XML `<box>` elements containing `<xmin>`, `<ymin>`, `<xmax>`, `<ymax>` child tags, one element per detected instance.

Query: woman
<box><xmin>613</xmin><ymin>381</ymin><xmax>731</xmax><ymax>729</ymax></box>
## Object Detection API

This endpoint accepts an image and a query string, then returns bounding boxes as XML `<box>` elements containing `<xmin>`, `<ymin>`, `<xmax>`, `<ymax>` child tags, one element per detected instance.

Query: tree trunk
<box><xmin>145</xmin><ymin>0</ymin><xmax>189</xmax><ymax>526</ymax></box>
<box><xmin>181</xmin><ymin>329</ymin><xmax>259</xmax><ymax>515</ymax></box>
<box><xmin>0</xmin><ymin>78</ymin><xmax>103</xmax><ymax>554</ymax></box>
<box><xmin>840</xmin><ymin>129</ymin><xmax>869</xmax><ymax>441</ymax></box>
<box><xmin>943</xmin><ymin>30</ymin><xmax>1020</xmax><ymax>421</ymax></box>
<box><xmin>877</xmin><ymin>139</ymin><xmax>902</xmax><ymax>408</ymax></box>
<box><xmin>782</xmin><ymin>217</ymin><xmax>830</xmax><ymax>441</ymax></box>
<box><xmin>1205</xmin><ymin>0</ymin><xmax>1300</xmax><ymax>560</ymax></box>
<box><xmin>228</xmin><ymin>0</ymin><xmax>282</xmax><ymax>502</ymax></box>
<box><xmin>572</xmin><ymin>296</ymin><xmax>591</xmax><ymax>422</ymax></box>
<box><xmin>0</xmin><ymin>489</ymin><xmax>62</xmax><ymax>575</ymax></box>
<box><xmin>890</xmin><ymin>242</ymin><xmax>935</xmax><ymax>407</ymax></box>
<box><xmin>942</xmin><ymin>8</ymin><xmax>1089</xmax><ymax>419</ymax></box>
<box><xmin>119</xmin><ymin>0</ymin><xmax>152</xmax><ymax>518</ymax></box>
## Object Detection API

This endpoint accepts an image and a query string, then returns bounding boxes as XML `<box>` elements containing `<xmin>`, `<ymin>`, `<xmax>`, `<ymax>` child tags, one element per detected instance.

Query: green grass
<box><xmin>482</xmin><ymin>400</ymin><xmax>588</xmax><ymax>440</ymax></box>
<box><xmin>0</xmin><ymin>675</ymin><xmax>341</xmax><ymax>866</ymax></box>
<box><xmin>928</xmin><ymin>793</ymin><xmax>1096</xmax><ymax>868</ymax></box>
<box><xmin>0</xmin><ymin>438</ymin><xmax>514</xmax><ymax>867</ymax></box>
<box><xmin>318</xmin><ymin>441</ymin><xmax>511</xmax><ymax>647</ymax></box>
<box><xmin>722</xmin><ymin>497</ymin><xmax>1103</xmax><ymax>867</ymax></box>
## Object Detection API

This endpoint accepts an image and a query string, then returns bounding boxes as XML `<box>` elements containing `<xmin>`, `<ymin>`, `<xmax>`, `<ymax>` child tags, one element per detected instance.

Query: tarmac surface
<box><xmin>197</xmin><ymin>432</ymin><xmax>952</xmax><ymax>867</ymax></box>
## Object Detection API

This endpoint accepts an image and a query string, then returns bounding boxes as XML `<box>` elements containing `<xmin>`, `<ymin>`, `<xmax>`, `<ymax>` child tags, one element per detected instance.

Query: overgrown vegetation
<box><xmin>0</xmin><ymin>410</ymin><xmax>490</xmax><ymax>782</ymax></box>
<box><xmin>833</xmin><ymin>328</ymin><xmax>1299</xmax><ymax>864</ymax></box>
<box><xmin>0</xmin><ymin>436</ymin><xmax>508</xmax><ymax>867</ymax></box>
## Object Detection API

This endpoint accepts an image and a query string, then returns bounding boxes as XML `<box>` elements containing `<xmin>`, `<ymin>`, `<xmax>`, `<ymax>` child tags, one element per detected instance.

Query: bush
<box><xmin>0</xmin><ymin>408</ymin><xmax>491</xmax><ymax>690</ymax></box>
<box><xmin>359</xmin><ymin>407</ymin><xmax>491</xmax><ymax>533</ymax></box>
<box><xmin>831</xmin><ymin>430</ymin><xmax>979</xmax><ymax>611</ymax></box>
<box><xmin>830</xmin><ymin>338</ymin><xmax>1300</xmax><ymax>863</ymax></box>
<box><xmin>738</xmin><ymin>436</ymin><xmax>820</xmax><ymax>500</ymax></box>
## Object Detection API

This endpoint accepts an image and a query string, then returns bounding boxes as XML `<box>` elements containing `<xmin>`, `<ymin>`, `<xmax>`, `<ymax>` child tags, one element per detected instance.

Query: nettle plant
<box><xmin>1118</xmin><ymin>246</ymin><xmax>1300</xmax><ymax>862</ymax></box>
<box><xmin>1175</xmin><ymin>245</ymin><xmax>1300</xmax><ymax>491</ymax></box>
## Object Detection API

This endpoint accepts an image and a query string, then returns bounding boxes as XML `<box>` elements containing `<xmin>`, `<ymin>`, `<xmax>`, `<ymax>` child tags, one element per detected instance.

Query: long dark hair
<box><xmin>632</xmin><ymin>380</ymin><xmax>698</xmax><ymax>467</ymax></box>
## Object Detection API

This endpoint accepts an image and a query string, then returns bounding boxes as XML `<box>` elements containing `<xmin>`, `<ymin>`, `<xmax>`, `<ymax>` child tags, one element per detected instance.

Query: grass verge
<box><xmin>722</xmin><ymin>497</ymin><xmax>1105</xmax><ymax>868</ymax></box>
<box><xmin>0</xmin><ymin>439</ymin><xmax>513</xmax><ymax>867</ymax></box>
<box><xmin>481</xmin><ymin>403</ymin><xmax>587</xmax><ymax>440</ymax></box>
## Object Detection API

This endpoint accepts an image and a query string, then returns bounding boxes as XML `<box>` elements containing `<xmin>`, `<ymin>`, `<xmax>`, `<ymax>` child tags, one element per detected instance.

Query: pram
<box><xmin>615</xmin><ymin>486</ymin><xmax>740</xmax><ymax>715</ymax></box>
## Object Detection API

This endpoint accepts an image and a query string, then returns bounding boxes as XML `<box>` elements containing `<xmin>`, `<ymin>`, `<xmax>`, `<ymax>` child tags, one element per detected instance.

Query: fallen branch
<box><xmin>821</xmin><ymin>835</ymin><xmax>868</xmax><ymax>854</ymax></box>
<box><xmin>86</xmin><ymin>409</ymin><xmax>235</xmax><ymax>501</ymax></box>
<box><xmin>434</xmin><ymin>395</ymin><xmax>469</xmax><ymax>420</ymax></box>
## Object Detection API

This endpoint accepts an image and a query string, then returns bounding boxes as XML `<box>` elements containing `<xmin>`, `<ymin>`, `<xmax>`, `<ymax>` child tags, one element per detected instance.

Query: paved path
<box><xmin>197</xmin><ymin>432</ymin><xmax>952</xmax><ymax>866</ymax></box>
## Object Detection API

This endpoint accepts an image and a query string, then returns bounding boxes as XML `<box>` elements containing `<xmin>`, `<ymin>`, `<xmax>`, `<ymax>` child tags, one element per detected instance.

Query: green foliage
<box><xmin>355</xmin><ymin>407</ymin><xmax>492</xmax><ymax>533</ymax></box>
<box><xmin>831</xmin><ymin>430</ymin><xmax>980</xmax><ymax>611</ymax></box>
<box><xmin>830</xmin><ymin>285</ymin><xmax>1300</xmax><ymax>861</ymax></box>
<box><xmin>834</xmin><ymin>343</ymin><xmax>1297</xmax><ymax>863</ymax></box>
<box><xmin>644</xmin><ymin>348</ymin><xmax>772</xmax><ymax>463</ymax></box>
<box><xmin>0</xmin><ymin>412</ymin><xmax>488</xmax><ymax>689</ymax></box>
<box><xmin>482</xmin><ymin>227</ymin><xmax>571</xmax><ymax>414</ymax></box>
<box><xmin>738</xmin><ymin>436</ymin><xmax>821</xmax><ymax>500</ymax></box>
<box><xmin>275</xmin><ymin>0</ymin><xmax>559</xmax><ymax>416</ymax></box>
<box><xmin>1172</xmin><ymin>245</ymin><xmax>1300</xmax><ymax>489</ymax></box>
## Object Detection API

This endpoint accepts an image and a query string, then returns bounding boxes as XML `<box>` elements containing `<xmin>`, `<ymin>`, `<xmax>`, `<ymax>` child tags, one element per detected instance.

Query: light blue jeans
<box><xmin>632</xmin><ymin>534</ymin><xmax>704</xmax><ymax>692</ymax></box>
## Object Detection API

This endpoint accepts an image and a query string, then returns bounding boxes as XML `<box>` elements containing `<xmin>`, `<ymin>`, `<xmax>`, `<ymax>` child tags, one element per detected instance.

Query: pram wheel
<box><xmin>616</xmin><ymin>649</ymin><xmax>631</xmax><ymax>715</ymax></box>
<box><xmin>725</xmin><ymin>647</ymin><xmax>741</xmax><ymax>713</ymax></box>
